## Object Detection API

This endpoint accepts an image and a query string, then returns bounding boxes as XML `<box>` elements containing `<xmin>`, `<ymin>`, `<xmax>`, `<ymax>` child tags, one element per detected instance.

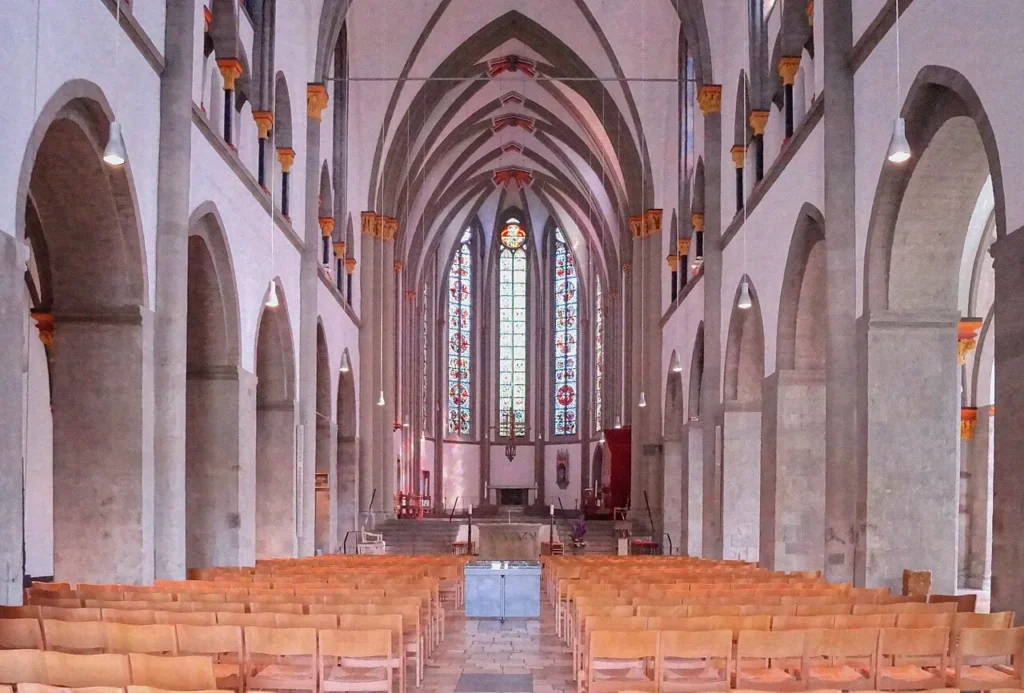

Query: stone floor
<box><xmin>421</xmin><ymin>605</ymin><xmax>574</xmax><ymax>693</ymax></box>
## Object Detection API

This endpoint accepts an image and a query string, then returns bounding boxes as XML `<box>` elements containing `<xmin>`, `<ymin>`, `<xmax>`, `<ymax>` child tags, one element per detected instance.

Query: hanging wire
<box><xmin>638</xmin><ymin>0</ymin><xmax>647</xmax><ymax>407</ymax></box>
<box><xmin>895</xmin><ymin>0</ymin><xmax>902</xmax><ymax>117</ymax></box>
<box><xmin>742</xmin><ymin>0</ymin><xmax>750</xmax><ymax>286</ymax></box>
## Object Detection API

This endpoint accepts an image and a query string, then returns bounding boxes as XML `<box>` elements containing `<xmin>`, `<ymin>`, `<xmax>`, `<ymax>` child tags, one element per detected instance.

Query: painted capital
<box><xmin>677</xmin><ymin>238</ymin><xmax>691</xmax><ymax>256</ymax></box>
<box><xmin>361</xmin><ymin>211</ymin><xmax>380</xmax><ymax>237</ymax></box>
<box><xmin>345</xmin><ymin>257</ymin><xmax>357</xmax><ymax>274</ymax></box>
<box><xmin>666</xmin><ymin>254</ymin><xmax>679</xmax><ymax>272</ymax></box>
<box><xmin>749</xmin><ymin>110</ymin><xmax>770</xmax><ymax>136</ymax></box>
<box><xmin>961</xmin><ymin>407</ymin><xmax>978</xmax><ymax>440</ymax></box>
<box><xmin>382</xmin><ymin>217</ymin><xmax>399</xmax><ymax>241</ymax></box>
<box><xmin>203</xmin><ymin>6</ymin><xmax>213</xmax><ymax>31</ymax></box>
<box><xmin>252</xmin><ymin>110</ymin><xmax>274</xmax><ymax>139</ymax></box>
<box><xmin>333</xmin><ymin>241</ymin><xmax>347</xmax><ymax>258</ymax></box>
<box><xmin>690</xmin><ymin>212</ymin><xmax>705</xmax><ymax>231</ymax></box>
<box><xmin>405</xmin><ymin>289</ymin><xmax>417</xmax><ymax>301</ymax></box>
<box><xmin>778</xmin><ymin>57</ymin><xmax>801</xmax><ymax>86</ymax></box>
<box><xmin>319</xmin><ymin>216</ymin><xmax>335</xmax><ymax>238</ymax></box>
<box><xmin>806</xmin><ymin>0</ymin><xmax>815</xmax><ymax>26</ymax></box>
<box><xmin>31</xmin><ymin>311</ymin><xmax>54</xmax><ymax>350</ymax></box>
<box><xmin>629</xmin><ymin>215</ymin><xmax>644</xmax><ymax>239</ymax></box>
<box><xmin>697</xmin><ymin>85</ymin><xmax>722</xmax><ymax>114</ymax></box>
<box><xmin>622</xmin><ymin>262</ymin><xmax>632</xmax><ymax>274</ymax></box>
<box><xmin>276</xmin><ymin>147</ymin><xmax>296</xmax><ymax>173</ymax></box>
<box><xmin>731</xmin><ymin>145</ymin><xmax>747</xmax><ymax>168</ymax></box>
<box><xmin>957</xmin><ymin>317</ymin><xmax>984</xmax><ymax>365</ymax></box>
<box><xmin>393</xmin><ymin>260</ymin><xmax>404</xmax><ymax>273</ymax></box>
<box><xmin>216</xmin><ymin>58</ymin><xmax>244</xmax><ymax>91</ymax></box>
<box><xmin>644</xmin><ymin>208</ymin><xmax>663</xmax><ymax>236</ymax></box>
<box><xmin>307</xmin><ymin>83</ymin><xmax>329</xmax><ymax>120</ymax></box>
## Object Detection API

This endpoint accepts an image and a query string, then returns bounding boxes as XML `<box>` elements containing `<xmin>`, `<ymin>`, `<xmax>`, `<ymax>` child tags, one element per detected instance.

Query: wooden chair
<box><xmin>364</xmin><ymin>604</ymin><xmax>423</xmax><ymax>687</ymax></box>
<box><xmin>129</xmin><ymin>654</ymin><xmax>218</xmax><ymax>691</ymax></box>
<box><xmin>318</xmin><ymin>629</ymin><xmax>393</xmax><ymax>693</ymax></box>
<box><xmin>837</xmin><ymin>614</ymin><xmax>900</xmax><ymax>629</ymax></box>
<box><xmin>772</xmin><ymin>615</ymin><xmax>835</xmax><ymax>631</ymax></box>
<box><xmin>896</xmin><ymin>613</ymin><xmax>955</xmax><ymax>629</ymax></box>
<box><xmin>582</xmin><ymin>630</ymin><xmax>658</xmax><ymax>693</ymax></box>
<box><xmin>174</xmin><ymin>624</ymin><xmax>244</xmax><ymax>693</ymax></box>
<box><xmin>19</xmin><ymin>684</ymin><xmax>123</xmax><ymax>693</ymax></box>
<box><xmin>336</xmin><ymin>615</ymin><xmax>406</xmax><ymax>693</ymax></box>
<box><xmin>41</xmin><ymin>619</ymin><xmax>107</xmax><ymax>654</ymax></box>
<box><xmin>875</xmin><ymin>627</ymin><xmax>949</xmax><ymax>690</ymax></box>
<box><xmin>0</xmin><ymin>606</ymin><xmax>41</xmax><ymax>620</ymax></box>
<box><xmin>636</xmin><ymin>605</ymin><xmax>688</xmax><ymax>618</ymax></box>
<box><xmin>309</xmin><ymin>604</ymin><xmax>368</xmax><ymax>616</ymax></box>
<box><xmin>928</xmin><ymin>594</ymin><xmax>978</xmax><ymax>613</ymax></box>
<box><xmin>946</xmin><ymin>627</ymin><xmax>1024</xmax><ymax>690</ymax></box>
<box><xmin>192</xmin><ymin>603</ymin><xmax>244</xmax><ymax>614</ymax></box>
<box><xmin>797</xmin><ymin>604</ymin><xmax>854</xmax><ymax>617</ymax></box>
<box><xmin>249</xmin><ymin>602</ymin><xmax>304</xmax><ymax>615</ymax></box>
<box><xmin>106</xmin><ymin>623</ymin><xmax>178</xmax><ymax>655</ymax></box>
<box><xmin>88</xmin><ymin>600</ymin><xmax>155</xmax><ymax>611</ymax></box>
<box><xmin>127</xmin><ymin>687</ymin><xmax>229</xmax><ymax>693</ymax></box>
<box><xmin>154</xmin><ymin>611</ymin><xmax>217</xmax><ymax>626</ymax></box>
<box><xmin>243</xmin><ymin>626</ymin><xmax>317</xmax><ymax>693</ymax></box>
<box><xmin>43</xmin><ymin>651</ymin><xmax>132</xmax><ymax>688</ymax></box>
<box><xmin>274</xmin><ymin>614</ymin><xmax>338</xmax><ymax>629</ymax></box>
<box><xmin>734</xmin><ymin>628</ymin><xmax>807</xmax><ymax>691</ymax></box>
<box><xmin>28</xmin><ymin>598</ymin><xmax>83</xmax><ymax>609</ymax></box>
<box><xmin>214</xmin><ymin>612</ymin><xmax>277</xmax><ymax>628</ymax></box>
<box><xmin>658</xmin><ymin>629</ymin><xmax>732</xmax><ymax>693</ymax></box>
<box><xmin>803</xmin><ymin>627</ymin><xmax>879</xmax><ymax>691</ymax></box>
<box><xmin>102</xmin><ymin>608</ymin><xmax>157</xmax><ymax>625</ymax></box>
<box><xmin>39</xmin><ymin>607</ymin><xmax>102</xmax><ymax>622</ymax></box>
<box><xmin>0</xmin><ymin>619</ymin><xmax>44</xmax><ymax>650</ymax></box>
<box><xmin>0</xmin><ymin>649</ymin><xmax>47</xmax><ymax>684</ymax></box>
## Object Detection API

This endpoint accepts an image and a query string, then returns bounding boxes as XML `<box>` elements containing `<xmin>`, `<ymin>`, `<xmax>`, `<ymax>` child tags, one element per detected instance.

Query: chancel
<box><xmin>2</xmin><ymin>2</ymin><xmax>1024</xmax><ymax>690</ymax></box>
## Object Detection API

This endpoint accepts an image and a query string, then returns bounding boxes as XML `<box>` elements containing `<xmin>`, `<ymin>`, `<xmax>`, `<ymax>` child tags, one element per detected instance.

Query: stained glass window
<box><xmin>421</xmin><ymin>277</ymin><xmax>430</xmax><ymax>434</ymax></box>
<box><xmin>446</xmin><ymin>229</ymin><xmax>472</xmax><ymax>434</ymax></box>
<box><xmin>553</xmin><ymin>229</ymin><xmax>578</xmax><ymax>435</ymax></box>
<box><xmin>594</xmin><ymin>277</ymin><xmax>604</xmax><ymax>432</ymax></box>
<box><xmin>498</xmin><ymin>220</ymin><xmax>528</xmax><ymax>436</ymax></box>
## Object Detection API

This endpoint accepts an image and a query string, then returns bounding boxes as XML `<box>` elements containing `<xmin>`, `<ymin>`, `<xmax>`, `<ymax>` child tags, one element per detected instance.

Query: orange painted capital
<box><xmin>690</xmin><ymin>213</ymin><xmax>705</xmax><ymax>232</ymax></box>
<box><xmin>333</xmin><ymin>241</ymin><xmax>347</xmax><ymax>258</ymax></box>
<box><xmin>677</xmin><ymin>238</ymin><xmax>691</xmax><ymax>256</ymax></box>
<box><xmin>749</xmin><ymin>110</ymin><xmax>770</xmax><ymax>136</ymax></box>
<box><xmin>252</xmin><ymin>111</ymin><xmax>274</xmax><ymax>139</ymax></box>
<box><xmin>307</xmin><ymin>83</ymin><xmax>329</xmax><ymax>120</ymax></box>
<box><xmin>276</xmin><ymin>147</ymin><xmax>296</xmax><ymax>173</ymax></box>
<box><xmin>778</xmin><ymin>57</ymin><xmax>801</xmax><ymax>86</ymax></box>
<box><xmin>319</xmin><ymin>216</ymin><xmax>335</xmax><ymax>237</ymax></box>
<box><xmin>697</xmin><ymin>85</ymin><xmax>722</xmax><ymax>114</ymax></box>
<box><xmin>731</xmin><ymin>145</ymin><xmax>747</xmax><ymax>168</ymax></box>
<box><xmin>344</xmin><ymin>257</ymin><xmax>357</xmax><ymax>274</ymax></box>
<box><xmin>216</xmin><ymin>58</ymin><xmax>244</xmax><ymax>91</ymax></box>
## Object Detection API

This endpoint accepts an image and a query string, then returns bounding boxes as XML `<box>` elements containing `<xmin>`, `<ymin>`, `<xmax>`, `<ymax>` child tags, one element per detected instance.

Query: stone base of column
<box><xmin>722</xmin><ymin>406</ymin><xmax>761</xmax><ymax>562</ymax></box>
<box><xmin>760</xmin><ymin>370</ymin><xmax>825</xmax><ymax>572</ymax></box>
<box><xmin>0</xmin><ymin>234</ymin><xmax>26</xmax><ymax>603</ymax></box>
<box><xmin>337</xmin><ymin>438</ymin><xmax>359</xmax><ymax>543</ymax></box>
<box><xmin>684</xmin><ymin>422</ymin><xmax>703</xmax><ymax>556</ymax></box>
<box><xmin>662</xmin><ymin>440</ymin><xmax>684</xmax><ymax>555</ymax></box>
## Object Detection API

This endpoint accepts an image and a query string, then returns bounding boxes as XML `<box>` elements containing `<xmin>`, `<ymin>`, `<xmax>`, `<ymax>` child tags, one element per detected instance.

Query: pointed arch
<box><xmin>724</xmin><ymin>277</ymin><xmax>765</xmax><ymax>404</ymax></box>
<box><xmin>689</xmin><ymin>322</ymin><xmax>705</xmax><ymax>420</ymax></box>
<box><xmin>665</xmin><ymin>351</ymin><xmax>685</xmax><ymax>440</ymax></box>
<box><xmin>776</xmin><ymin>204</ymin><xmax>826</xmax><ymax>371</ymax></box>
<box><xmin>552</xmin><ymin>224</ymin><xmax>580</xmax><ymax>436</ymax></box>
<box><xmin>272</xmin><ymin>71</ymin><xmax>293</xmax><ymax>149</ymax></box>
<box><xmin>445</xmin><ymin>223</ymin><xmax>475</xmax><ymax>436</ymax></box>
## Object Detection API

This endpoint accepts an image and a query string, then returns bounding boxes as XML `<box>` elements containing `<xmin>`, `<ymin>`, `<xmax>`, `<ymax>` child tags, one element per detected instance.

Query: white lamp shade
<box><xmin>638</xmin><ymin>391</ymin><xmax>647</xmax><ymax>408</ymax></box>
<box><xmin>887</xmin><ymin>117</ymin><xmax>912</xmax><ymax>163</ymax></box>
<box><xmin>377</xmin><ymin>390</ymin><xmax>385</xmax><ymax>406</ymax></box>
<box><xmin>738</xmin><ymin>279</ymin><xmax>753</xmax><ymax>310</ymax></box>
<box><xmin>265</xmin><ymin>283</ymin><xmax>279</xmax><ymax>308</ymax></box>
<box><xmin>339</xmin><ymin>351</ymin><xmax>351</xmax><ymax>373</ymax></box>
<box><xmin>103</xmin><ymin>121</ymin><xmax>127</xmax><ymax>166</ymax></box>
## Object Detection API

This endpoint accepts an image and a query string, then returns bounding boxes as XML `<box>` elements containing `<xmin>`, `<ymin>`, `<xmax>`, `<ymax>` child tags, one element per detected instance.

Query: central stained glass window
<box><xmin>498</xmin><ymin>219</ymin><xmax>527</xmax><ymax>436</ymax></box>
<box><xmin>553</xmin><ymin>229</ymin><xmax>578</xmax><ymax>435</ymax></box>
<box><xmin>446</xmin><ymin>229</ymin><xmax>472</xmax><ymax>434</ymax></box>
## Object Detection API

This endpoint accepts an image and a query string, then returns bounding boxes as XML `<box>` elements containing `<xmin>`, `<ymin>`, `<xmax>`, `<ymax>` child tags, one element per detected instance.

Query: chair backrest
<box><xmin>318</xmin><ymin>628</ymin><xmax>391</xmax><ymax>658</ymax></box>
<box><xmin>88</xmin><ymin>600</ymin><xmax>154</xmax><ymax>611</ymax></box>
<box><xmin>39</xmin><ymin>607</ymin><xmax>102</xmax><ymax>622</ymax></box>
<box><xmin>954</xmin><ymin>611</ymin><xmax>1014</xmax><ymax>631</ymax></box>
<box><xmin>128</xmin><ymin>653</ymin><xmax>217</xmax><ymax>691</ymax></box>
<box><xmin>878</xmin><ymin>627</ymin><xmax>949</xmax><ymax>661</ymax></box>
<box><xmin>636</xmin><ymin>604</ymin><xmax>687</xmax><ymax>618</ymax></box>
<box><xmin>309</xmin><ymin>604</ymin><xmax>367</xmax><ymax>615</ymax></box>
<box><xmin>191</xmin><ymin>602</ymin><xmax>244</xmax><ymax>614</ymax></box>
<box><xmin>956</xmin><ymin>627</ymin><xmax>1024</xmax><ymax>661</ymax></box>
<box><xmin>127</xmin><ymin>687</ymin><xmax>227</xmax><ymax>693</ymax></box>
<box><xmin>102</xmin><ymin>608</ymin><xmax>157</xmax><ymax>625</ymax></box>
<box><xmin>248</xmin><ymin>602</ymin><xmax>304</xmax><ymax>615</ymax></box>
<box><xmin>182</xmin><ymin>593</ymin><xmax>227</xmax><ymax>603</ymax></box>
<box><xmin>0</xmin><ymin>618</ymin><xmax>44</xmax><ymax>650</ymax></box>
<box><xmin>584</xmin><ymin>616</ymin><xmax>647</xmax><ymax>635</ymax></box>
<box><xmin>174</xmin><ymin>624</ymin><xmax>242</xmax><ymax>657</ymax></box>
<box><xmin>772</xmin><ymin>615</ymin><xmax>834</xmax><ymax>630</ymax></box>
<box><xmin>41</xmin><ymin>619</ymin><xmax>107</xmax><ymax>653</ymax></box>
<box><xmin>737</xmin><ymin>628</ymin><xmax>806</xmax><ymax>661</ymax></box>
<box><xmin>645</xmin><ymin>617</ymin><xmax>693</xmax><ymax>631</ymax></box>
<box><xmin>896</xmin><ymin>612</ymin><xmax>955</xmax><ymax>629</ymax></box>
<box><xmin>336</xmin><ymin>614</ymin><xmax>403</xmax><ymax>639</ymax></box>
<box><xmin>153</xmin><ymin>611</ymin><xmax>216</xmax><ymax>626</ymax></box>
<box><xmin>929</xmin><ymin>593</ymin><xmax>978</xmax><ymax>613</ymax></box>
<box><xmin>0</xmin><ymin>606</ymin><xmax>41</xmax><ymax>620</ymax></box>
<box><xmin>805</xmin><ymin>627</ymin><xmax>879</xmax><ymax>660</ymax></box>
<box><xmin>214</xmin><ymin>612</ymin><xmax>277</xmax><ymax>628</ymax></box>
<box><xmin>834</xmin><ymin>613</ymin><xmax>897</xmax><ymax>629</ymax></box>
<box><xmin>273</xmin><ymin>613</ymin><xmax>337</xmax><ymax>629</ymax></box>
<box><xmin>106</xmin><ymin>623</ymin><xmax>178</xmax><ymax>654</ymax></box>
<box><xmin>796</xmin><ymin>603</ymin><xmax>853</xmax><ymax>617</ymax></box>
<box><xmin>43</xmin><ymin>651</ymin><xmax>132</xmax><ymax>687</ymax></box>
<box><xmin>589</xmin><ymin>629</ymin><xmax>658</xmax><ymax>661</ymax></box>
<box><xmin>19</xmin><ymin>683</ymin><xmax>123</xmax><ymax>693</ymax></box>
<box><xmin>29</xmin><ymin>598</ymin><xmax>83</xmax><ymax>609</ymax></box>
<box><xmin>0</xmin><ymin>649</ymin><xmax>47</xmax><ymax>684</ymax></box>
<box><xmin>659</xmin><ymin>628</ymin><xmax>731</xmax><ymax>659</ymax></box>
<box><xmin>244</xmin><ymin>626</ymin><xmax>317</xmax><ymax>657</ymax></box>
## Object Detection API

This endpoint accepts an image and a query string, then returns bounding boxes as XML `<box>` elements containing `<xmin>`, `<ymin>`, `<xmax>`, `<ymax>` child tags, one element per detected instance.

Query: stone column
<box><xmin>358</xmin><ymin>221</ymin><xmax>378</xmax><ymax>521</ymax></box>
<box><xmin>298</xmin><ymin>84</ymin><xmax>329</xmax><ymax>556</ymax></box>
<box><xmin>0</xmin><ymin>234</ymin><xmax>26</xmax><ymax>603</ymax></box>
<box><xmin>255</xmin><ymin>400</ymin><xmax>297</xmax><ymax>558</ymax></box>
<box><xmin>315</xmin><ymin>420</ymin><xmax>338</xmax><ymax>554</ymax></box>
<box><xmin>683</xmin><ymin>421</ymin><xmax>703</xmax><ymax>556</ymax></box>
<box><xmin>380</xmin><ymin>232</ymin><xmax>397</xmax><ymax>512</ymax></box>
<box><xmin>698</xmin><ymin>84</ymin><xmax>724</xmax><ymax>558</ymax></box>
<box><xmin>216</xmin><ymin>59</ymin><xmax>242</xmax><ymax>146</ymax></box>
<box><xmin>186</xmin><ymin>366</ymin><xmax>255</xmax><ymax>568</ymax></box>
<box><xmin>337</xmin><ymin>436</ymin><xmax>359</xmax><ymax>542</ymax></box>
<box><xmin>779</xmin><ymin>57</ymin><xmax>801</xmax><ymax>139</ymax></box>
<box><xmin>991</xmin><ymin>227</ymin><xmax>1024</xmax><ymax>615</ymax></box>
<box><xmin>53</xmin><ymin>308</ymin><xmax>155</xmax><ymax>584</ymax></box>
<box><xmin>153</xmin><ymin>0</ymin><xmax>196</xmax><ymax>580</ymax></box>
<box><xmin>863</xmin><ymin>311</ymin><xmax>959</xmax><ymax>593</ymax></box>
<box><xmin>721</xmin><ymin>406</ymin><xmax>760</xmax><ymax>562</ymax></box>
<box><xmin>964</xmin><ymin>406</ymin><xmax>993</xmax><ymax>590</ymax></box>
<box><xmin>760</xmin><ymin>370</ymin><xmax>825</xmax><ymax>571</ymax></box>
<box><xmin>662</xmin><ymin>439</ymin><xmax>684</xmax><ymax>554</ymax></box>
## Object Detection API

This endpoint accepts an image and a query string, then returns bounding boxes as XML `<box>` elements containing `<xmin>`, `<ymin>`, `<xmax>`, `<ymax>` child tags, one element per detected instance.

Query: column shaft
<box><xmin>0</xmin><ymin>235</ymin><xmax>26</xmax><ymax>603</ymax></box>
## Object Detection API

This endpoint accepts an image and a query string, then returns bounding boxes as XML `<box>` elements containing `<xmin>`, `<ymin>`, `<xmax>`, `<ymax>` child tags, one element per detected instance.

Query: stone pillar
<box><xmin>337</xmin><ymin>436</ymin><xmax>359</xmax><ymax>542</ymax></box>
<box><xmin>662</xmin><ymin>439</ymin><xmax>684</xmax><ymax>554</ymax></box>
<box><xmin>53</xmin><ymin>308</ymin><xmax>155</xmax><ymax>584</ymax></box>
<box><xmin>684</xmin><ymin>422</ymin><xmax>703</xmax><ymax>556</ymax></box>
<box><xmin>380</xmin><ymin>234</ymin><xmax>397</xmax><ymax>512</ymax></box>
<box><xmin>822</xmin><ymin>0</ymin><xmax>860</xmax><ymax>584</ymax></box>
<box><xmin>863</xmin><ymin>311</ymin><xmax>959</xmax><ymax>593</ymax></box>
<box><xmin>0</xmin><ymin>234</ymin><xmax>26</xmax><ymax>603</ymax></box>
<box><xmin>186</xmin><ymin>367</ymin><xmax>255</xmax><ymax>567</ymax></box>
<box><xmin>991</xmin><ymin>227</ymin><xmax>1024</xmax><ymax>615</ymax></box>
<box><xmin>779</xmin><ymin>57</ymin><xmax>801</xmax><ymax>139</ymax></box>
<box><xmin>255</xmin><ymin>401</ymin><xmax>297</xmax><ymax>558</ymax></box>
<box><xmin>964</xmin><ymin>406</ymin><xmax>993</xmax><ymax>590</ymax></box>
<box><xmin>298</xmin><ymin>84</ymin><xmax>329</xmax><ymax>555</ymax></box>
<box><xmin>315</xmin><ymin>421</ymin><xmax>338</xmax><ymax>554</ymax></box>
<box><xmin>698</xmin><ymin>84</ymin><xmax>724</xmax><ymax>558</ymax></box>
<box><xmin>721</xmin><ymin>407</ymin><xmax>760</xmax><ymax>562</ymax></box>
<box><xmin>760</xmin><ymin>370</ymin><xmax>825</xmax><ymax>571</ymax></box>
<box><xmin>153</xmin><ymin>0</ymin><xmax>196</xmax><ymax>580</ymax></box>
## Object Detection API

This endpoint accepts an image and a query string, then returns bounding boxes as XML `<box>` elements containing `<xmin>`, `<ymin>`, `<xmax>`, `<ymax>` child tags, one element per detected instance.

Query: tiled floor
<box><xmin>422</xmin><ymin>603</ymin><xmax>574</xmax><ymax>693</ymax></box>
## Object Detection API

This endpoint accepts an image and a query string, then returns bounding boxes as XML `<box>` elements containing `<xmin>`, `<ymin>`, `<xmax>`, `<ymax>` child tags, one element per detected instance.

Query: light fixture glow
<box><xmin>265</xmin><ymin>283</ymin><xmax>279</xmax><ymax>308</ymax></box>
<box><xmin>638</xmin><ymin>392</ymin><xmax>647</xmax><ymax>408</ymax></box>
<box><xmin>887</xmin><ymin>117</ymin><xmax>911</xmax><ymax>164</ymax></box>
<box><xmin>377</xmin><ymin>390</ymin><xmax>385</xmax><ymax>407</ymax></box>
<box><xmin>670</xmin><ymin>351</ymin><xmax>683</xmax><ymax>373</ymax></box>
<box><xmin>339</xmin><ymin>351</ymin><xmax>350</xmax><ymax>373</ymax></box>
<box><xmin>737</xmin><ymin>279</ymin><xmax>753</xmax><ymax>310</ymax></box>
<box><xmin>103</xmin><ymin>121</ymin><xmax>127</xmax><ymax>166</ymax></box>
<box><xmin>614</xmin><ymin>416</ymin><xmax>622</xmax><ymax>429</ymax></box>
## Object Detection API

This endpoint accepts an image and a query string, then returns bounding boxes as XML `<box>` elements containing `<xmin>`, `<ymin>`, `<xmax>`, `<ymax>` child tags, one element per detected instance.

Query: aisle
<box><xmin>421</xmin><ymin>605</ymin><xmax>574</xmax><ymax>693</ymax></box>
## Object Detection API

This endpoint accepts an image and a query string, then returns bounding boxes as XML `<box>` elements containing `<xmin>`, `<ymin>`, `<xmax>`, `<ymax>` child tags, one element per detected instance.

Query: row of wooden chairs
<box><xmin>0</xmin><ymin>685</ymin><xmax>228</xmax><ymax>693</ymax></box>
<box><xmin>578</xmin><ymin>627</ymin><xmax>1024</xmax><ymax>693</ymax></box>
<box><xmin>0</xmin><ymin>627</ymin><xmax>395</xmax><ymax>693</ymax></box>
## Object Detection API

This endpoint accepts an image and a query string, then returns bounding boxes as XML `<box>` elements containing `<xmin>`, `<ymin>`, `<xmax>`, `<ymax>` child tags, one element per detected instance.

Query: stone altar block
<box><xmin>465</xmin><ymin>561</ymin><xmax>542</xmax><ymax>619</ymax></box>
<box><xmin>476</xmin><ymin>523</ymin><xmax>542</xmax><ymax>560</ymax></box>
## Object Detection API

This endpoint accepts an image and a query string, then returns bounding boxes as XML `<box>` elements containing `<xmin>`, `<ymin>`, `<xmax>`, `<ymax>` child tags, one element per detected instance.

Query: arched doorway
<box><xmin>761</xmin><ymin>205</ymin><xmax>826</xmax><ymax>571</ymax></box>
<box><xmin>254</xmin><ymin>284</ymin><xmax>297</xmax><ymax>558</ymax></box>
<box><xmin>687</xmin><ymin>323</ymin><xmax>705</xmax><ymax>556</ymax></box>
<box><xmin>862</xmin><ymin>67</ymin><xmax>1001</xmax><ymax>593</ymax></box>
<box><xmin>185</xmin><ymin>209</ymin><xmax>243</xmax><ymax>568</ymax></box>
<box><xmin>663</xmin><ymin>354</ymin><xmax>685</xmax><ymax>554</ymax></box>
<box><xmin>336</xmin><ymin>350</ymin><xmax>358</xmax><ymax>543</ymax></box>
<box><xmin>722</xmin><ymin>278</ymin><xmax>764</xmax><ymax>562</ymax></box>
<box><xmin>19</xmin><ymin>90</ymin><xmax>149</xmax><ymax>584</ymax></box>
<box><xmin>314</xmin><ymin>323</ymin><xmax>335</xmax><ymax>555</ymax></box>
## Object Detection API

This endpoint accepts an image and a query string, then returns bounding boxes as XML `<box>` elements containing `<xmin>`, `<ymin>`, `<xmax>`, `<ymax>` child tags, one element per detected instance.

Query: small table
<box><xmin>465</xmin><ymin>560</ymin><xmax>541</xmax><ymax>621</ymax></box>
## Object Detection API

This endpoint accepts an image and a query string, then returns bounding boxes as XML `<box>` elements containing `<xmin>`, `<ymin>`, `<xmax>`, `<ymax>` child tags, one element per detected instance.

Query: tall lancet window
<box><xmin>594</xmin><ymin>277</ymin><xmax>604</xmax><ymax>432</ymax></box>
<box><xmin>498</xmin><ymin>219</ymin><xmax>528</xmax><ymax>436</ymax></box>
<box><xmin>446</xmin><ymin>229</ymin><xmax>473</xmax><ymax>434</ymax></box>
<box><xmin>553</xmin><ymin>229</ymin><xmax>579</xmax><ymax>435</ymax></box>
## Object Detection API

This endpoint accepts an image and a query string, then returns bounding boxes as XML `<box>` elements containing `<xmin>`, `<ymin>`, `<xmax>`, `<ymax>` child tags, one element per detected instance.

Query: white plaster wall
<box><xmin>488</xmin><ymin>444</ymin><xmax>534</xmax><ymax>490</ymax></box>
<box><xmin>544</xmin><ymin>443</ymin><xmax>582</xmax><ymax>510</ymax></box>
<box><xmin>442</xmin><ymin>442</ymin><xmax>480</xmax><ymax>508</ymax></box>
<box><xmin>24</xmin><ymin>332</ymin><xmax>53</xmax><ymax>578</ymax></box>
<box><xmin>662</xmin><ymin>278</ymin><xmax>705</xmax><ymax>421</ymax></box>
<box><xmin>317</xmin><ymin>278</ymin><xmax>360</xmax><ymax>428</ymax></box>
<box><xmin>852</xmin><ymin>0</ymin><xmax>888</xmax><ymax>46</ymax></box>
